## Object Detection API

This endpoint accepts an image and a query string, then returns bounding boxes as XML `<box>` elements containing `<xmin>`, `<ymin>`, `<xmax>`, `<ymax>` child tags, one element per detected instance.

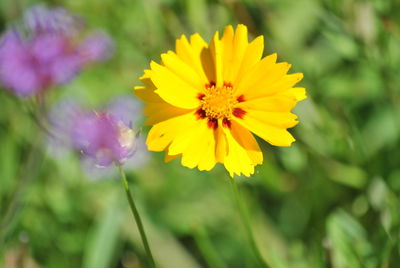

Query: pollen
<box><xmin>200</xmin><ymin>82</ymin><xmax>238</xmax><ymax>120</ymax></box>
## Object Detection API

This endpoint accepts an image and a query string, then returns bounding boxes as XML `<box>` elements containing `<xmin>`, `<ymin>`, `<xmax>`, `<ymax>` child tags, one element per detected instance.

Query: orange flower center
<box><xmin>200</xmin><ymin>82</ymin><xmax>237</xmax><ymax>120</ymax></box>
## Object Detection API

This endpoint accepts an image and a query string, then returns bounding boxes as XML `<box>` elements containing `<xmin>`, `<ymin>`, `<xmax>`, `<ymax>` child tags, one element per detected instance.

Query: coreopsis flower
<box><xmin>135</xmin><ymin>24</ymin><xmax>306</xmax><ymax>177</ymax></box>
<box><xmin>0</xmin><ymin>5</ymin><xmax>113</xmax><ymax>97</ymax></box>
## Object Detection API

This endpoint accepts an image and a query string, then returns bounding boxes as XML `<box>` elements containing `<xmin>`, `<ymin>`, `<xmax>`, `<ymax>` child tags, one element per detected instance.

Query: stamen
<box><xmin>200</xmin><ymin>81</ymin><xmax>237</xmax><ymax>120</ymax></box>
<box><xmin>196</xmin><ymin>82</ymin><xmax>247</xmax><ymax>127</ymax></box>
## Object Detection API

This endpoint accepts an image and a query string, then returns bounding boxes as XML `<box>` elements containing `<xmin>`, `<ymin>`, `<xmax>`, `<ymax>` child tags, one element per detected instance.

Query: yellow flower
<box><xmin>135</xmin><ymin>24</ymin><xmax>306</xmax><ymax>177</ymax></box>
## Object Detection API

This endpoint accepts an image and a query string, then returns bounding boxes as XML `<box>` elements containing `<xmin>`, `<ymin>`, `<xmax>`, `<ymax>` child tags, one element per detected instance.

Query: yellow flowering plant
<box><xmin>135</xmin><ymin>24</ymin><xmax>306</xmax><ymax>177</ymax></box>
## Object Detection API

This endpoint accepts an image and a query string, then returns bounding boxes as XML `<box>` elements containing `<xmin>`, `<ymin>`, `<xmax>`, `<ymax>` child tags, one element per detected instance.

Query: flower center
<box><xmin>200</xmin><ymin>82</ymin><xmax>237</xmax><ymax>120</ymax></box>
<box><xmin>117</xmin><ymin>122</ymin><xmax>136</xmax><ymax>150</ymax></box>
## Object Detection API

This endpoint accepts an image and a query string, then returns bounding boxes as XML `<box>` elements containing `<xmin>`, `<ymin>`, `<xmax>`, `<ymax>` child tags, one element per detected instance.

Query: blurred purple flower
<box><xmin>106</xmin><ymin>96</ymin><xmax>142</xmax><ymax>127</ymax></box>
<box><xmin>79</xmin><ymin>31</ymin><xmax>114</xmax><ymax>62</ymax></box>
<box><xmin>23</xmin><ymin>5</ymin><xmax>83</xmax><ymax>36</ymax></box>
<box><xmin>81</xmin><ymin>138</ymin><xmax>150</xmax><ymax>180</ymax></box>
<box><xmin>0</xmin><ymin>5</ymin><xmax>113</xmax><ymax>97</ymax></box>
<box><xmin>71</xmin><ymin>111</ymin><xmax>136</xmax><ymax>166</ymax></box>
<box><xmin>48</xmin><ymin>97</ymin><xmax>147</xmax><ymax>171</ymax></box>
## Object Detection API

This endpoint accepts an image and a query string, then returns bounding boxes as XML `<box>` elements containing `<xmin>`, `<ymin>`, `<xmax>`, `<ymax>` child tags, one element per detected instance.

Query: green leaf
<box><xmin>327</xmin><ymin>210</ymin><xmax>376</xmax><ymax>268</ymax></box>
<box><xmin>82</xmin><ymin>194</ymin><xmax>122</xmax><ymax>268</ymax></box>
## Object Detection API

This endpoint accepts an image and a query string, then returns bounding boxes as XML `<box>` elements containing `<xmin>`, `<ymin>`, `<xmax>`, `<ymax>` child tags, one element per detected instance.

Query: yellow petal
<box><xmin>233</xmin><ymin>112</ymin><xmax>296</xmax><ymax>147</ymax></box>
<box><xmin>221</xmin><ymin>25</ymin><xmax>234</xmax><ymax>82</ymax></box>
<box><xmin>138</xmin><ymin>70</ymin><xmax>155</xmax><ymax>88</ymax></box>
<box><xmin>180</xmin><ymin>135</ymin><xmax>207</xmax><ymax>169</ymax></box>
<box><xmin>222</xmin><ymin>126</ymin><xmax>255</xmax><ymax>177</ymax></box>
<box><xmin>161</xmin><ymin>51</ymin><xmax>205</xmax><ymax>88</ymax></box>
<box><xmin>143</xmin><ymin>103</ymin><xmax>191</xmax><ymax>125</ymax></box>
<box><xmin>199</xmin><ymin>47</ymin><xmax>215</xmax><ymax>86</ymax></box>
<box><xmin>236</xmin><ymin>35</ymin><xmax>264</xmax><ymax>79</ymax></box>
<box><xmin>229</xmin><ymin>24</ymin><xmax>249</xmax><ymax>82</ymax></box>
<box><xmin>134</xmin><ymin>86</ymin><xmax>163</xmax><ymax>103</ymax></box>
<box><xmin>197</xmin><ymin>127</ymin><xmax>217</xmax><ymax>171</ymax></box>
<box><xmin>150</xmin><ymin>61</ymin><xmax>200</xmax><ymax>109</ymax></box>
<box><xmin>237</xmin><ymin>96</ymin><xmax>296</xmax><ymax>112</ymax></box>
<box><xmin>189</xmin><ymin>33</ymin><xmax>216</xmax><ymax>84</ymax></box>
<box><xmin>230</xmin><ymin>121</ymin><xmax>263</xmax><ymax>165</ymax></box>
<box><xmin>190</xmin><ymin>33</ymin><xmax>208</xmax><ymax>52</ymax></box>
<box><xmin>278</xmin><ymin>87</ymin><xmax>307</xmax><ymax>101</ymax></box>
<box><xmin>245</xmin><ymin>110</ymin><xmax>299</xmax><ymax>128</ymax></box>
<box><xmin>134</xmin><ymin>70</ymin><xmax>160</xmax><ymax>102</ymax></box>
<box><xmin>146</xmin><ymin>113</ymin><xmax>194</xmax><ymax>152</ymax></box>
<box><xmin>175</xmin><ymin>34</ymin><xmax>211</xmax><ymax>83</ymax></box>
<box><xmin>179</xmin><ymin>120</ymin><xmax>216</xmax><ymax>170</ymax></box>
<box><xmin>245</xmin><ymin>73</ymin><xmax>304</xmax><ymax>100</ymax></box>
<box><xmin>234</xmin><ymin>53</ymin><xmax>278</xmax><ymax>93</ymax></box>
<box><xmin>210</xmin><ymin>31</ymin><xmax>224</xmax><ymax>87</ymax></box>
<box><xmin>168</xmin><ymin>117</ymin><xmax>205</xmax><ymax>155</ymax></box>
<box><xmin>215</xmin><ymin>124</ymin><xmax>228</xmax><ymax>163</ymax></box>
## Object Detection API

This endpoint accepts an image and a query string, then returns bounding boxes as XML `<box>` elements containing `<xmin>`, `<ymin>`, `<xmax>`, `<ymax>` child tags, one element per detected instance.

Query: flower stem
<box><xmin>229</xmin><ymin>178</ymin><xmax>269</xmax><ymax>268</ymax></box>
<box><xmin>117</xmin><ymin>165</ymin><xmax>157</xmax><ymax>268</ymax></box>
<box><xmin>0</xmin><ymin>101</ymin><xmax>45</xmax><ymax>248</ymax></box>
<box><xmin>0</xmin><ymin>142</ymin><xmax>43</xmax><ymax>247</ymax></box>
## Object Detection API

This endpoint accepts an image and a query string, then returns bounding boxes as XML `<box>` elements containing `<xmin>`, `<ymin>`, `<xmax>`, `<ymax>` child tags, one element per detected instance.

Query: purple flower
<box><xmin>0</xmin><ymin>31</ymin><xmax>81</xmax><ymax>96</ymax></box>
<box><xmin>48</xmin><ymin>97</ymin><xmax>145</xmax><ymax>169</ymax></box>
<box><xmin>71</xmin><ymin>111</ymin><xmax>136</xmax><ymax>166</ymax></box>
<box><xmin>0</xmin><ymin>5</ymin><xmax>113</xmax><ymax>97</ymax></box>
<box><xmin>106</xmin><ymin>96</ymin><xmax>142</xmax><ymax>127</ymax></box>
<box><xmin>23</xmin><ymin>4</ymin><xmax>83</xmax><ymax>36</ymax></box>
<box><xmin>79</xmin><ymin>31</ymin><xmax>114</xmax><ymax>62</ymax></box>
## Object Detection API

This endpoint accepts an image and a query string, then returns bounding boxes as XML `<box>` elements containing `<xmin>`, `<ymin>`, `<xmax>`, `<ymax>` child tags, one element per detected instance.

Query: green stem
<box><xmin>117</xmin><ymin>166</ymin><xmax>157</xmax><ymax>268</ymax></box>
<box><xmin>229</xmin><ymin>178</ymin><xmax>269</xmax><ymax>268</ymax></box>
<box><xmin>0</xmin><ymin>146</ymin><xmax>41</xmax><ymax>246</ymax></box>
<box><xmin>0</xmin><ymin>107</ymin><xmax>44</xmax><ymax>247</ymax></box>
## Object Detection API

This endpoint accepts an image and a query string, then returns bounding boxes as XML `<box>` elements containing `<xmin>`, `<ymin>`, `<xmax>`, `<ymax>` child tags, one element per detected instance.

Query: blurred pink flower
<box><xmin>71</xmin><ymin>111</ymin><xmax>136</xmax><ymax>166</ymax></box>
<box><xmin>0</xmin><ymin>5</ymin><xmax>113</xmax><ymax>97</ymax></box>
<box><xmin>48</xmin><ymin>97</ymin><xmax>148</xmax><ymax>174</ymax></box>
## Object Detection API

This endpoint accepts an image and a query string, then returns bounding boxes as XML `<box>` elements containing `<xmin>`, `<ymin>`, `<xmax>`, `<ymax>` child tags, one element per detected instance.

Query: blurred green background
<box><xmin>1</xmin><ymin>0</ymin><xmax>400</xmax><ymax>267</ymax></box>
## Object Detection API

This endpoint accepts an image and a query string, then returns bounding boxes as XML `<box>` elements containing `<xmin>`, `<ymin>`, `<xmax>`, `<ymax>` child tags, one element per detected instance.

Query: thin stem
<box><xmin>25</xmin><ymin>98</ymin><xmax>56</xmax><ymax>139</ymax></box>
<box><xmin>117</xmin><ymin>165</ymin><xmax>157</xmax><ymax>268</ymax></box>
<box><xmin>0</xmin><ymin>141</ymin><xmax>43</xmax><ymax>247</ymax></box>
<box><xmin>0</xmin><ymin>101</ymin><xmax>45</xmax><ymax>247</ymax></box>
<box><xmin>229</xmin><ymin>178</ymin><xmax>269</xmax><ymax>268</ymax></box>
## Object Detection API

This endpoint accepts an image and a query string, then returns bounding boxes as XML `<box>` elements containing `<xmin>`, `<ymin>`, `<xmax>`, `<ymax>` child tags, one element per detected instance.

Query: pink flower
<box><xmin>0</xmin><ymin>5</ymin><xmax>113</xmax><ymax>97</ymax></box>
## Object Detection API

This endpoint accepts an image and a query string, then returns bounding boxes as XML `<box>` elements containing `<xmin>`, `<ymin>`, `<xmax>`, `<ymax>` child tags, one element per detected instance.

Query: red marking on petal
<box><xmin>195</xmin><ymin>109</ymin><xmax>206</xmax><ymax>119</ymax></box>
<box><xmin>222</xmin><ymin>118</ymin><xmax>231</xmax><ymax>128</ymax></box>
<box><xmin>205</xmin><ymin>81</ymin><xmax>216</xmax><ymax>89</ymax></box>
<box><xmin>233</xmin><ymin>108</ymin><xmax>246</xmax><ymax>119</ymax></box>
<box><xmin>223</xmin><ymin>82</ymin><xmax>232</xmax><ymax>88</ymax></box>
<box><xmin>237</xmin><ymin>94</ymin><xmax>245</xmax><ymax>102</ymax></box>
<box><xmin>207</xmin><ymin>118</ymin><xmax>218</xmax><ymax>129</ymax></box>
<box><xmin>197</xmin><ymin>93</ymin><xmax>205</xmax><ymax>100</ymax></box>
